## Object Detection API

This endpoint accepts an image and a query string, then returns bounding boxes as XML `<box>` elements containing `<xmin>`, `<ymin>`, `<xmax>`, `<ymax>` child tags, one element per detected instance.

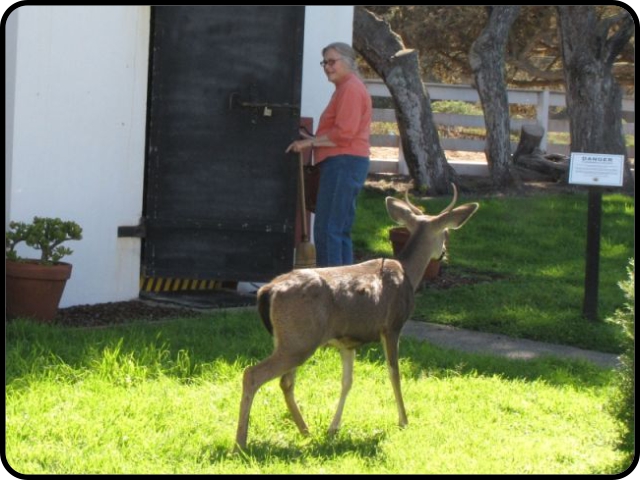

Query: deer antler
<box><xmin>442</xmin><ymin>184</ymin><xmax>458</xmax><ymax>214</ymax></box>
<box><xmin>404</xmin><ymin>184</ymin><xmax>458</xmax><ymax>216</ymax></box>
<box><xmin>404</xmin><ymin>190</ymin><xmax>424</xmax><ymax>215</ymax></box>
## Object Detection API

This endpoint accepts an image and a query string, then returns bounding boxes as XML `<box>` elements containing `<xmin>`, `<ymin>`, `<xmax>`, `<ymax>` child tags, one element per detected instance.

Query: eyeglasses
<box><xmin>320</xmin><ymin>58</ymin><xmax>341</xmax><ymax>68</ymax></box>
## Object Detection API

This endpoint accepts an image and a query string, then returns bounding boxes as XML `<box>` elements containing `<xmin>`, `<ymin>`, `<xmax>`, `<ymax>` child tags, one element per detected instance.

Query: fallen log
<box><xmin>512</xmin><ymin>124</ymin><xmax>569</xmax><ymax>182</ymax></box>
<box><xmin>515</xmin><ymin>154</ymin><xmax>569</xmax><ymax>182</ymax></box>
<box><xmin>512</xmin><ymin>124</ymin><xmax>545</xmax><ymax>161</ymax></box>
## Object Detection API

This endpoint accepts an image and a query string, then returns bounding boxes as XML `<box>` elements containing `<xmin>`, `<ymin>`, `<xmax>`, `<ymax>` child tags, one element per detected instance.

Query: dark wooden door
<box><xmin>144</xmin><ymin>6</ymin><xmax>304</xmax><ymax>282</ymax></box>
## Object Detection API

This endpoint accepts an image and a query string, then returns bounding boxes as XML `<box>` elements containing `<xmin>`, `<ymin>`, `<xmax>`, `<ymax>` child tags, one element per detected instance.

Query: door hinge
<box><xmin>118</xmin><ymin>218</ymin><xmax>146</xmax><ymax>238</ymax></box>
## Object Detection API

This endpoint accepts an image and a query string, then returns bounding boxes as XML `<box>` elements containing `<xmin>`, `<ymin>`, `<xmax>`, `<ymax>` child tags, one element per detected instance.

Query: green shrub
<box><xmin>6</xmin><ymin>216</ymin><xmax>83</xmax><ymax>265</ymax></box>
<box><xmin>607</xmin><ymin>258</ymin><xmax>634</xmax><ymax>454</ymax></box>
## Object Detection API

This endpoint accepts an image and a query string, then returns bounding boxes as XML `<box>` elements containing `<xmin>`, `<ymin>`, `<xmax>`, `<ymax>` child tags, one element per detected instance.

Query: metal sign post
<box><xmin>568</xmin><ymin>153</ymin><xmax>625</xmax><ymax>321</ymax></box>
<box><xmin>582</xmin><ymin>188</ymin><xmax>602</xmax><ymax>320</ymax></box>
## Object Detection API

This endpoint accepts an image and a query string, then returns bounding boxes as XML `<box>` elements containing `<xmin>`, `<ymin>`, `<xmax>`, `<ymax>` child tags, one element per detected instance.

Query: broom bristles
<box><xmin>295</xmin><ymin>241</ymin><xmax>316</xmax><ymax>269</ymax></box>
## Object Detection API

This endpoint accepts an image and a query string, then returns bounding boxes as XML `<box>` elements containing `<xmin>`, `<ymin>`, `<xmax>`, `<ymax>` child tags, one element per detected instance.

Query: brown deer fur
<box><xmin>235</xmin><ymin>186</ymin><xmax>479</xmax><ymax>450</ymax></box>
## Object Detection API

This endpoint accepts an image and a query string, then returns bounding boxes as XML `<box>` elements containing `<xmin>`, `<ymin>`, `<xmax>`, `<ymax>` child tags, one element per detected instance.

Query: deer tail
<box><xmin>256</xmin><ymin>284</ymin><xmax>274</xmax><ymax>336</ymax></box>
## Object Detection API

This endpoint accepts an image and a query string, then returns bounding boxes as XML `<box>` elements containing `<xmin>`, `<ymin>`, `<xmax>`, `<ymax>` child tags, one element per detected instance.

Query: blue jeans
<box><xmin>314</xmin><ymin>155</ymin><xmax>370</xmax><ymax>267</ymax></box>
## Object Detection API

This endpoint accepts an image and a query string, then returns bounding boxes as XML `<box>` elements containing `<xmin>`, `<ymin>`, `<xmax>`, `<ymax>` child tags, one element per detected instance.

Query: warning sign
<box><xmin>568</xmin><ymin>153</ymin><xmax>624</xmax><ymax>187</ymax></box>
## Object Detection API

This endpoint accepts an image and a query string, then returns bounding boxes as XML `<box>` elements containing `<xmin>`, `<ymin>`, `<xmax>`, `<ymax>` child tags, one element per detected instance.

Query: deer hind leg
<box><xmin>235</xmin><ymin>351</ymin><xmax>310</xmax><ymax>451</ymax></box>
<box><xmin>381</xmin><ymin>332</ymin><xmax>408</xmax><ymax>427</ymax></box>
<box><xmin>280</xmin><ymin>369</ymin><xmax>309</xmax><ymax>436</ymax></box>
<box><xmin>328</xmin><ymin>347</ymin><xmax>356</xmax><ymax>435</ymax></box>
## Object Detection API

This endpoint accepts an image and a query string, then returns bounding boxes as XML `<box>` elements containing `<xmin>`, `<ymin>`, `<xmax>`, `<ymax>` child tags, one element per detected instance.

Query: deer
<box><xmin>235</xmin><ymin>185</ymin><xmax>479</xmax><ymax>450</ymax></box>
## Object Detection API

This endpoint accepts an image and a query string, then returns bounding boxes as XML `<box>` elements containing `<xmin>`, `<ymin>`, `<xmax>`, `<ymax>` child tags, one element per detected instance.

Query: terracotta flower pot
<box><xmin>6</xmin><ymin>260</ymin><xmax>72</xmax><ymax>322</ymax></box>
<box><xmin>388</xmin><ymin>227</ymin><xmax>441</xmax><ymax>281</ymax></box>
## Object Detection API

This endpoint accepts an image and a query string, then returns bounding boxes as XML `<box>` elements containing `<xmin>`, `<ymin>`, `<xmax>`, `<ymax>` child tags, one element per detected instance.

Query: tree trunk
<box><xmin>353</xmin><ymin>6</ymin><xmax>457</xmax><ymax>194</ymax></box>
<box><xmin>557</xmin><ymin>6</ymin><xmax>634</xmax><ymax>192</ymax></box>
<box><xmin>469</xmin><ymin>6</ymin><xmax>521</xmax><ymax>191</ymax></box>
<box><xmin>512</xmin><ymin>124</ymin><xmax>545</xmax><ymax>161</ymax></box>
<box><xmin>512</xmin><ymin>125</ymin><xmax>568</xmax><ymax>181</ymax></box>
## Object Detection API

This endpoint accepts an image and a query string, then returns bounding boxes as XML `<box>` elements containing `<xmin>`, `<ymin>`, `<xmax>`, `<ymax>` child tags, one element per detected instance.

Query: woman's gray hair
<box><xmin>322</xmin><ymin>42</ymin><xmax>359</xmax><ymax>74</ymax></box>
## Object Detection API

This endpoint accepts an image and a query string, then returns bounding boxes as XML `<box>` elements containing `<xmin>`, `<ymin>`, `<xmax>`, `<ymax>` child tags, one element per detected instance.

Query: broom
<box><xmin>294</xmin><ymin>151</ymin><xmax>316</xmax><ymax>269</ymax></box>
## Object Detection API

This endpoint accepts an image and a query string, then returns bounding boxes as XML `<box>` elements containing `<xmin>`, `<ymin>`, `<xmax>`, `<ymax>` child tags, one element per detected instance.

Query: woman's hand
<box><xmin>285</xmin><ymin>139</ymin><xmax>314</xmax><ymax>153</ymax></box>
<box><xmin>285</xmin><ymin>135</ymin><xmax>335</xmax><ymax>153</ymax></box>
<box><xmin>299</xmin><ymin>126</ymin><xmax>314</xmax><ymax>140</ymax></box>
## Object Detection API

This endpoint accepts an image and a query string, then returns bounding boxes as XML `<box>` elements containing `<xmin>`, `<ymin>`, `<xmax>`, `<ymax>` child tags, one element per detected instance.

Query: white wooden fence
<box><xmin>366</xmin><ymin>79</ymin><xmax>635</xmax><ymax>168</ymax></box>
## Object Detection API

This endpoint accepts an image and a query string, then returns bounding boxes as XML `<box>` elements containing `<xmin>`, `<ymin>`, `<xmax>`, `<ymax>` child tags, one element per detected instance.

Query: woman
<box><xmin>286</xmin><ymin>42</ymin><xmax>372</xmax><ymax>267</ymax></box>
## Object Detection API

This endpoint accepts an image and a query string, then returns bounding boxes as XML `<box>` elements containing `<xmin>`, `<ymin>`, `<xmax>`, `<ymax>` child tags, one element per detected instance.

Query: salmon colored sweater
<box><xmin>314</xmin><ymin>73</ymin><xmax>372</xmax><ymax>164</ymax></box>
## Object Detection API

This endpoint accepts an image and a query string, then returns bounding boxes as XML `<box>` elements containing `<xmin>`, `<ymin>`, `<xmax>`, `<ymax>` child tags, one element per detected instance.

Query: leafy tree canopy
<box><xmin>364</xmin><ymin>6</ymin><xmax>634</xmax><ymax>93</ymax></box>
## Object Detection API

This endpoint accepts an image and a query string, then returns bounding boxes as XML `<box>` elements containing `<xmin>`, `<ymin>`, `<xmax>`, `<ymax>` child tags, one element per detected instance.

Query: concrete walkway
<box><xmin>401</xmin><ymin>320</ymin><xmax>620</xmax><ymax>369</ymax></box>
<box><xmin>142</xmin><ymin>289</ymin><xmax>620</xmax><ymax>370</ymax></box>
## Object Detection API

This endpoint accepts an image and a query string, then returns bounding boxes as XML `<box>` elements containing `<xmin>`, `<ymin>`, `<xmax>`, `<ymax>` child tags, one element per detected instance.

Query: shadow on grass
<box><xmin>359</xmin><ymin>338</ymin><xmax>613</xmax><ymax>390</ymax></box>
<box><xmin>6</xmin><ymin>311</ymin><xmax>612</xmax><ymax>393</ymax></box>
<box><xmin>203</xmin><ymin>430</ymin><xmax>387</xmax><ymax>465</ymax></box>
<box><xmin>5</xmin><ymin>313</ymin><xmax>270</xmax><ymax>386</ymax></box>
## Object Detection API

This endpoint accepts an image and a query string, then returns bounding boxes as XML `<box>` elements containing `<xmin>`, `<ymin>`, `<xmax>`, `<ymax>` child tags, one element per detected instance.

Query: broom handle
<box><xmin>298</xmin><ymin>152</ymin><xmax>309</xmax><ymax>240</ymax></box>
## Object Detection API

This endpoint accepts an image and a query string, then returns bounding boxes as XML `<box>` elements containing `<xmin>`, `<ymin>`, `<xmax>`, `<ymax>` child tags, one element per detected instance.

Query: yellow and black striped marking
<box><xmin>140</xmin><ymin>276</ymin><xmax>233</xmax><ymax>293</ymax></box>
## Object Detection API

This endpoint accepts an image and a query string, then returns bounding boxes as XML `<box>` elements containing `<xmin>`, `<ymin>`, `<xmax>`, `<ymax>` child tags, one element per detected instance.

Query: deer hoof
<box><xmin>327</xmin><ymin>426</ymin><xmax>340</xmax><ymax>437</ymax></box>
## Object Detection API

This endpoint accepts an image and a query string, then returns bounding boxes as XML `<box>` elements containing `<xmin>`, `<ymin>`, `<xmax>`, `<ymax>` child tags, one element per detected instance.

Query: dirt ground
<box><xmin>366</xmin><ymin>146</ymin><xmax>593</xmax><ymax>198</ymax></box>
<box><xmin>371</xmin><ymin>147</ymin><xmax>485</xmax><ymax>163</ymax></box>
<box><xmin>54</xmin><ymin>300</ymin><xmax>203</xmax><ymax>327</ymax></box>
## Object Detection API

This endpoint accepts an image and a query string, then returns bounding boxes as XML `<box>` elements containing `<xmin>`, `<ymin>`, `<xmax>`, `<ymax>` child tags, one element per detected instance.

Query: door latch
<box><xmin>118</xmin><ymin>218</ymin><xmax>146</xmax><ymax>238</ymax></box>
<box><xmin>228</xmin><ymin>92</ymin><xmax>300</xmax><ymax>116</ymax></box>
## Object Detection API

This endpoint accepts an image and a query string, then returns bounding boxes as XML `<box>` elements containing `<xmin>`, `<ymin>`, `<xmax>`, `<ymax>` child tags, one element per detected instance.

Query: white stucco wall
<box><xmin>5</xmin><ymin>5</ymin><xmax>353</xmax><ymax>307</ymax></box>
<box><xmin>299</xmin><ymin>6</ymin><xmax>355</xmax><ymax>245</ymax></box>
<box><xmin>301</xmin><ymin>6</ymin><xmax>355</xmax><ymax>132</ymax></box>
<box><xmin>6</xmin><ymin>6</ymin><xmax>150</xmax><ymax>307</ymax></box>
<box><xmin>5</xmin><ymin>7</ymin><xmax>18</xmax><ymax>228</ymax></box>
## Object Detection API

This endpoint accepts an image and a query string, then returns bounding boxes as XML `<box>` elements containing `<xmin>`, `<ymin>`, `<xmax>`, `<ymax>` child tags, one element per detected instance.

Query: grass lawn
<box><xmin>5</xmin><ymin>187</ymin><xmax>634</xmax><ymax>474</ymax></box>
<box><xmin>5</xmin><ymin>314</ymin><xmax>630</xmax><ymax>474</ymax></box>
<box><xmin>353</xmin><ymin>189</ymin><xmax>634</xmax><ymax>353</ymax></box>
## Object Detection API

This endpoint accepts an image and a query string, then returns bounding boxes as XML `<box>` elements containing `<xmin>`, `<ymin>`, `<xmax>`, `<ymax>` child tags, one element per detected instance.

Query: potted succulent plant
<box><xmin>6</xmin><ymin>216</ymin><xmax>83</xmax><ymax>322</ymax></box>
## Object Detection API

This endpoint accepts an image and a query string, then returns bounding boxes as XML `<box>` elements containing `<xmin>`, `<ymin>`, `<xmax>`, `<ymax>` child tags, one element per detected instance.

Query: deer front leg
<box><xmin>381</xmin><ymin>332</ymin><xmax>408</xmax><ymax>427</ymax></box>
<box><xmin>328</xmin><ymin>348</ymin><xmax>356</xmax><ymax>435</ymax></box>
<box><xmin>280</xmin><ymin>369</ymin><xmax>310</xmax><ymax>436</ymax></box>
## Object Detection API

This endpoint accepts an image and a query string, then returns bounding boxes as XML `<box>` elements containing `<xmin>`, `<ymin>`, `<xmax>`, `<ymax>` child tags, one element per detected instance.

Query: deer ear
<box><xmin>442</xmin><ymin>203</ymin><xmax>479</xmax><ymax>230</ymax></box>
<box><xmin>386</xmin><ymin>197</ymin><xmax>418</xmax><ymax>229</ymax></box>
